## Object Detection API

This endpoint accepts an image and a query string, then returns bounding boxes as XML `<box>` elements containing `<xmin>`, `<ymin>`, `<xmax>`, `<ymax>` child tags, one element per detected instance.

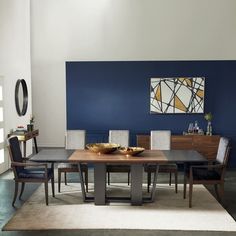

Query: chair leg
<box><xmin>108</xmin><ymin>172</ymin><xmax>110</xmax><ymax>185</ymax></box>
<box><xmin>128</xmin><ymin>171</ymin><xmax>130</xmax><ymax>185</ymax></box>
<box><xmin>147</xmin><ymin>172</ymin><xmax>151</xmax><ymax>193</ymax></box>
<box><xmin>12</xmin><ymin>182</ymin><xmax>19</xmax><ymax>207</ymax></box>
<box><xmin>51</xmin><ymin>176</ymin><xmax>55</xmax><ymax>197</ymax></box>
<box><xmin>84</xmin><ymin>170</ymin><xmax>88</xmax><ymax>193</ymax></box>
<box><xmin>189</xmin><ymin>182</ymin><xmax>193</xmax><ymax>208</ymax></box>
<box><xmin>218</xmin><ymin>183</ymin><xmax>224</xmax><ymax>202</ymax></box>
<box><xmin>183</xmin><ymin>175</ymin><xmax>187</xmax><ymax>199</ymax></box>
<box><xmin>169</xmin><ymin>172</ymin><xmax>172</xmax><ymax>186</ymax></box>
<box><xmin>64</xmin><ymin>172</ymin><xmax>67</xmax><ymax>185</ymax></box>
<box><xmin>44</xmin><ymin>181</ymin><xmax>49</xmax><ymax>205</ymax></box>
<box><xmin>19</xmin><ymin>182</ymin><xmax>25</xmax><ymax>200</ymax></box>
<box><xmin>214</xmin><ymin>184</ymin><xmax>219</xmax><ymax>200</ymax></box>
<box><xmin>174</xmin><ymin>172</ymin><xmax>178</xmax><ymax>193</ymax></box>
<box><xmin>58</xmin><ymin>169</ymin><xmax>61</xmax><ymax>193</ymax></box>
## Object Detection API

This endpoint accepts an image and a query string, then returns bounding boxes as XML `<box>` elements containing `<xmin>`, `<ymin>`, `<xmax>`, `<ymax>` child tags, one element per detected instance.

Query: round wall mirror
<box><xmin>15</xmin><ymin>79</ymin><xmax>28</xmax><ymax>116</ymax></box>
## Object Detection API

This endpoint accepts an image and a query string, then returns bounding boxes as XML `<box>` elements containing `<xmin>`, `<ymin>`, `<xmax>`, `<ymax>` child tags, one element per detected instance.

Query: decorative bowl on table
<box><xmin>86</xmin><ymin>143</ymin><xmax>120</xmax><ymax>154</ymax></box>
<box><xmin>118</xmin><ymin>147</ymin><xmax>145</xmax><ymax>156</ymax></box>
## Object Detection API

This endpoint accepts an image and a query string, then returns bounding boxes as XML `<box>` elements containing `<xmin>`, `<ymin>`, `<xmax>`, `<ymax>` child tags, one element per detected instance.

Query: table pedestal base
<box><xmin>78</xmin><ymin>163</ymin><xmax>159</xmax><ymax>205</ymax></box>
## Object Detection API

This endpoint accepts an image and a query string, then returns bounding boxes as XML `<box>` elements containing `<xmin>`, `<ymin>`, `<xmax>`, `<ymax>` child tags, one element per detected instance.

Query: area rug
<box><xmin>3</xmin><ymin>183</ymin><xmax>236</xmax><ymax>232</ymax></box>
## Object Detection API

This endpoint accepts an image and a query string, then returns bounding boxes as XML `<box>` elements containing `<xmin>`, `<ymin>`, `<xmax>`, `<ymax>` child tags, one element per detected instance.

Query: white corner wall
<box><xmin>0</xmin><ymin>0</ymin><xmax>32</xmax><ymax>168</ymax></box>
<box><xmin>30</xmin><ymin>0</ymin><xmax>236</xmax><ymax>147</ymax></box>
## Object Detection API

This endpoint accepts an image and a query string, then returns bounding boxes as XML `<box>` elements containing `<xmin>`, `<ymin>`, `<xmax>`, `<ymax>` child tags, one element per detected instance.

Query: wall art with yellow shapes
<box><xmin>150</xmin><ymin>77</ymin><xmax>205</xmax><ymax>114</ymax></box>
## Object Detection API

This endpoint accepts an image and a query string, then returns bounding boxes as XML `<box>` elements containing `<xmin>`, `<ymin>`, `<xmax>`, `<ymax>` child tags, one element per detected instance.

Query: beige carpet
<box><xmin>3</xmin><ymin>183</ymin><xmax>236</xmax><ymax>232</ymax></box>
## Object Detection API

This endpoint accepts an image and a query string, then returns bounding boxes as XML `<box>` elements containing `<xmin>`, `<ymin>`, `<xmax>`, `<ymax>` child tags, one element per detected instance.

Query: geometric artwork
<box><xmin>150</xmin><ymin>77</ymin><xmax>205</xmax><ymax>114</ymax></box>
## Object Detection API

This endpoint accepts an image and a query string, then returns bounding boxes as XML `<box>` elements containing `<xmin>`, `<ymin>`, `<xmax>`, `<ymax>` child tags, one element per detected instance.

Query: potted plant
<box><xmin>204</xmin><ymin>112</ymin><xmax>213</xmax><ymax>135</ymax></box>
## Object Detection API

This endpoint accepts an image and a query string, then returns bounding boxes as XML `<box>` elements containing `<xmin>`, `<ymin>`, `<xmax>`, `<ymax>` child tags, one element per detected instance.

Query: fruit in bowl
<box><xmin>86</xmin><ymin>143</ymin><xmax>120</xmax><ymax>154</ymax></box>
<box><xmin>118</xmin><ymin>147</ymin><xmax>145</xmax><ymax>156</ymax></box>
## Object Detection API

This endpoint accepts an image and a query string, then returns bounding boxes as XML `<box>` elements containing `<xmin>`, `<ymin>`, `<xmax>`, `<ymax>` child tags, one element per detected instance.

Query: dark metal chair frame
<box><xmin>146</xmin><ymin>165</ymin><xmax>178</xmax><ymax>193</ymax></box>
<box><xmin>58</xmin><ymin>164</ymin><xmax>88</xmax><ymax>192</ymax></box>
<box><xmin>107</xmin><ymin>166</ymin><xmax>130</xmax><ymax>185</ymax></box>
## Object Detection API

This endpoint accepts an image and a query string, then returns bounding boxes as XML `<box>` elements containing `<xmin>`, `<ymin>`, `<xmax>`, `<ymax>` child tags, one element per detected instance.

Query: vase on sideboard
<box><xmin>27</xmin><ymin>124</ymin><xmax>34</xmax><ymax>132</ymax></box>
<box><xmin>206</xmin><ymin>121</ymin><xmax>212</xmax><ymax>136</ymax></box>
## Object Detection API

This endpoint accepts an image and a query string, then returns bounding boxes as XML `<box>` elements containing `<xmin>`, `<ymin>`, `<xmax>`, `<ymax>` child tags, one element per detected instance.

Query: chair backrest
<box><xmin>216</xmin><ymin>137</ymin><xmax>230</xmax><ymax>165</ymax></box>
<box><xmin>65</xmin><ymin>130</ymin><xmax>86</xmax><ymax>150</ymax></box>
<box><xmin>8</xmin><ymin>136</ymin><xmax>24</xmax><ymax>174</ymax></box>
<box><xmin>151</xmin><ymin>130</ymin><xmax>171</xmax><ymax>150</ymax></box>
<box><xmin>109</xmin><ymin>130</ymin><xmax>129</xmax><ymax>147</ymax></box>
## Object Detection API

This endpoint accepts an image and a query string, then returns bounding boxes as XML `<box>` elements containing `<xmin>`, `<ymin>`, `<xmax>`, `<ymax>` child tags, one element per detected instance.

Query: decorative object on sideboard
<box><xmin>204</xmin><ymin>112</ymin><xmax>213</xmax><ymax>136</ymax></box>
<box><xmin>27</xmin><ymin>114</ymin><xmax>35</xmax><ymax>131</ymax></box>
<box><xmin>184</xmin><ymin>120</ymin><xmax>204</xmax><ymax>135</ymax></box>
<box><xmin>150</xmin><ymin>77</ymin><xmax>205</xmax><ymax>114</ymax></box>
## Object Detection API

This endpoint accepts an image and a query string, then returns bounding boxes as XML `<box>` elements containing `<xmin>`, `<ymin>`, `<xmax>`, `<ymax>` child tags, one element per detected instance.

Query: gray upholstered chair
<box><xmin>145</xmin><ymin>130</ymin><xmax>178</xmax><ymax>193</ymax></box>
<box><xmin>8</xmin><ymin>136</ymin><xmax>55</xmax><ymax>206</ymax></box>
<box><xmin>184</xmin><ymin>137</ymin><xmax>230</xmax><ymax>208</ymax></box>
<box><xmin>107</xmin><ymin>130</ymin><xmax>130</xmax><ymax>185</ymax></box>
<box><xmin>58</xmin><ymin>130</ymin><xmax>88</xmax><ymax>192</ymax></box>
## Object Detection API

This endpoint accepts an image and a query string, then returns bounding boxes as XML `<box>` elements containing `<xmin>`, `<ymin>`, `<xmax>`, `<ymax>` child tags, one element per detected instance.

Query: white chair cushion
<box><xmin>216</xmin><ymin>137</ymin><xmax>229</xmax><ymax>164</ymax></box>
<box><xmin>66</xmin><ymin>130</ymin><xmax>85</xmax><ymax>150</ymax></box>
<box><xmin>151</xmin><ymin>130</ymin><xmax>171</xmax><ymax>150</ymax></box>
<box><xmin>109</xmin><ymin>130</ymin><xmax>129</xmax><ymax>147</ymax></box>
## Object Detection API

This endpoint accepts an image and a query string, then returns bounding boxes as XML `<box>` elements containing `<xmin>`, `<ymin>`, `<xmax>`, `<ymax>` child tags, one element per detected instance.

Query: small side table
<box><xmin>8</xmin><ymin>130</ymin><xmax>39</xmax><ymax>158</ymax></box>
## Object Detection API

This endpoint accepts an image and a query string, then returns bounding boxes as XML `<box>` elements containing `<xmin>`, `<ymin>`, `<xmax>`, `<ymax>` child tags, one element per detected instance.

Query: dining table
<box><xmin>30</xmin><ymin>149</ymin><xmax>74</xmax><ymax>162</ymax></box>
<box><xmin>69</xmin><ymin>149</ymin><xmax>208</xmax><ymax>206</ymax></box>
<box><xmin>29</xmin><ymin>148</ymin><xmax>74</xmax><ymax>183</ymax></box>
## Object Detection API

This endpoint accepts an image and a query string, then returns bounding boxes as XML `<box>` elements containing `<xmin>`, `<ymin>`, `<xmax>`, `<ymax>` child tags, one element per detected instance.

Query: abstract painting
<box><xmin>150</xmin><ymin>77</ymin><xmax>205</xmax><ymax>114</ymax></box>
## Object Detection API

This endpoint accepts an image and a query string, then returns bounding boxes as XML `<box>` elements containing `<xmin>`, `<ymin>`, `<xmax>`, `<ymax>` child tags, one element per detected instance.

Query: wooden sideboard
<box><xmin>136</xmin><ymin>134</ymin><xmax>220</xmax><ymax>160</ymax></box>
<box><xmin>8</xmin><ymin>129</ymin><xmax>39</xmax><ymax>158</ymax></box>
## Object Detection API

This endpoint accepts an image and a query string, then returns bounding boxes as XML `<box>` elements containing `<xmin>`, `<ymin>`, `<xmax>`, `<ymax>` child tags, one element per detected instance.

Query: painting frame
<box><xmin>150</xmin><ymin>77</ymin><xmax>205</xmax><ymax>114</ymax></box>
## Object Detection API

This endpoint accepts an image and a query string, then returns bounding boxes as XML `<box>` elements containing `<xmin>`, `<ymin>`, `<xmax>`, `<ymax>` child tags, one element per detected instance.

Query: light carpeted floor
<box><xmin>3</xmin><ymin>183</ymin><xmax>236</xmax><ymax>232</ymax></box>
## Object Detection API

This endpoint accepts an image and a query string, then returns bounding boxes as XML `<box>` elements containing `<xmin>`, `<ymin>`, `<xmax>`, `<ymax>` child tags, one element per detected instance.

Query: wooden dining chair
<box><xmin>57</xmin><ymin>130</ymin><xmax>88</xmax><ymax>192</ymax></box>
<box><xmin>145</xmin><ymin>130</ymin><xmax>178</xmax><ymax>193</ymax></box>
<box><xmin>107</xmin><ymin>130</ymin><xmax>130</xmax><ymax>185</ymax></box>
<box><xmin>8</xmin><ymin>136</ymin><xmax>55</xmax><ymax>206</ymax></box>
<box><xmin>184</xmin><ymin>137</ymin><xmax>230</xmax><ymax>208</ymax></box>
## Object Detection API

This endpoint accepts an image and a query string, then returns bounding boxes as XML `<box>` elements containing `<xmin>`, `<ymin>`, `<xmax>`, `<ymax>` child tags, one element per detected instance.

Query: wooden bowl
<box><xmin>86</xmin><ymin>143</ymin><xmax>120</xmax><ymax>154</ymax></box>
<box><xmin>118</xmin><ymin>147</ymin><xmax>145</xmax><ymax>156</ymax></box>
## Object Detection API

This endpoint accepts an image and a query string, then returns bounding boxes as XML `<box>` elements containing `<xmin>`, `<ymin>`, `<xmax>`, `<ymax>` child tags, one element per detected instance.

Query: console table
<box><xmin>136</xmin><ymin>134</ymin><xmax>220</xmax><ymax>160</ymax></box>
<box><xmin>8</xmin><ymin>130</ymin><xmax>39</xmax><ymax>158</ymax></box>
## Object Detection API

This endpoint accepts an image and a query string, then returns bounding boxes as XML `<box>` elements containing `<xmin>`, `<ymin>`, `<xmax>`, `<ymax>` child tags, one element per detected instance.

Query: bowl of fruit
<box><xmin>118</xmin><ymin>147</ymin><xmax>145</xmax><ymax>156</ymax></box>
<box><xmin>86</xmin><ymin>143</ymin><xmax>120</xmax><ymax>154</ymax></box>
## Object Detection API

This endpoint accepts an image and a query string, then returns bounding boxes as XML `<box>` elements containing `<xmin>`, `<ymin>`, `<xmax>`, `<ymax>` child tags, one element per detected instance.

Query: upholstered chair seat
<box><xmin>18</xmin><ymin>168</ymin><xmax>54</xmax><ymax>179</ymax></box>
<box><xmin>191</xmin><ymin>168</ymin><xmax>221</xmax><ymax>181</ymax></box>
<box><xmin>145</xmin><ymin>164</ymin><xmax>177</xmax><ymax>172</ymax></box>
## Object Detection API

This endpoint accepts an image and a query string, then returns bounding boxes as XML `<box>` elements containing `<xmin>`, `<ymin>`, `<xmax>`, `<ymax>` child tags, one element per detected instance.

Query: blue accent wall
<box><xmin>66</xmin><ymin>61</ymin><xmax>236</xmax><ymax>167</ymax></box>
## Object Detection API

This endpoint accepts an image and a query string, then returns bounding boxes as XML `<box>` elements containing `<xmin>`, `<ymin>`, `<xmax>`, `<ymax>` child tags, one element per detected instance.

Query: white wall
<box><xmin>0</xmin><ymin>0</ymin><xmax>32</xmax><ymax>170</ymax></box>
<box><xmin>30</xmin><ymin>0</ymin><xmax>236</xmax><ymax>147</ymax></box>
